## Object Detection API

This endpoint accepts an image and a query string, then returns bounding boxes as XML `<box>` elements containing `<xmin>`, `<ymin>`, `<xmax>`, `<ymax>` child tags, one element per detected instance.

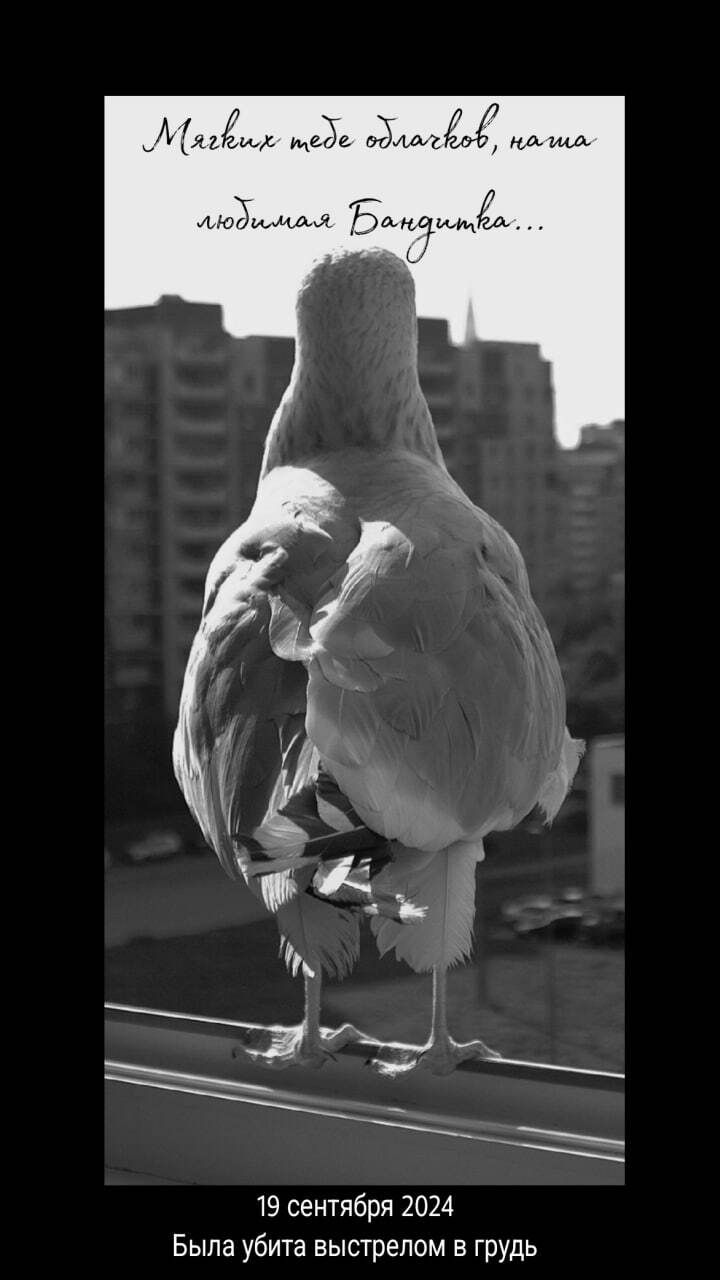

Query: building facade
<box><xmin>105</xmin><ymin>297</ymin><xmax>239</xmax><ymax>725</ymax></box>
<box><xmin>560</xmin><ymin>420</ymin><xmax>625</xmax><ymax>597</ymax></box>
<box><xmin>416</xmin><ymin>315</ymin><xmax>565</xmax><ymax>611</ymax></box>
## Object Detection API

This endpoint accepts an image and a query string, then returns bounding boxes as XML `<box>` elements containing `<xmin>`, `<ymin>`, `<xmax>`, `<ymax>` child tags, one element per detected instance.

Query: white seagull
<box><xmin>173</xmin><ymin>247</ymin><xmax>583</xmax><ymax>1074</ymax></box>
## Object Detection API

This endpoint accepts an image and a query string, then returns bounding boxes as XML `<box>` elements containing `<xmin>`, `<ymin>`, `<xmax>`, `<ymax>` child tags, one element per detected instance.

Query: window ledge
<box><xmin>105</xmin><ymin>1003</ymin><xmax>624</xmax><ymax>1186</ymax></box>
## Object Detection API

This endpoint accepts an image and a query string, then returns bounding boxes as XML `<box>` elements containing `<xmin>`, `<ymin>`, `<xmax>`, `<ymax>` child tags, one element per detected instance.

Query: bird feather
<box><xmin>370</xmin><ymin>842</ymin><xmax>482</xmax><ymax>973</ymax></box>
<box><xmin>276</xmin><ymin>892</ymin><xmax>360</xmax><ymax>980</ymax></box>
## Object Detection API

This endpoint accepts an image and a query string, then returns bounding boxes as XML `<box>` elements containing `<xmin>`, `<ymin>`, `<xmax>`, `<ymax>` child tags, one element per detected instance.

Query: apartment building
<box><xmin>561</xmin><ymin>420</ymin><xmax>625</xmax><ymax>596</ymax></box>
<box><xmin>105</xmin><ymin>297</ymin><xmax>238</xmax><ymax>723</ymax></box>
<box><xmin>416</xmin><ymin>308</ymin><xmax>565</xmax><ymax>610</ymax></box>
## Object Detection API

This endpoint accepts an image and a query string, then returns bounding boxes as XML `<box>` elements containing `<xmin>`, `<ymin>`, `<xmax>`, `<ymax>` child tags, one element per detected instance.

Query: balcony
<box><xmin>171</xmin><ymin>408</ymin><xmax>227</xmax><ymax>433</ymax></box>
<box><xmin>424</xmin><ymin>391</ymin><xmax>455</xmax><ymax>410</ymax></box>
<box><xmin>173</xmin><ymin>478</ymin><xmax>228</xmax><ymax>505</ymax></box>
<box><xmin>176</xmin><ymin>532</ymin><xmax>216</xmax><ymax>557</ymax></box>
<box><xmin>113</xmin><ymin>667</ymin><xmax>156</xmax><ymax>689</ymax></box>
<box><xmin>418</xmin><ymin>358</ymin><xmax>454</xmax><ymax>378</ymax></box>
<box><xmin>174</xmin><ymin>556</ymin><xmax>215</xmax><ymax>581</ymax></box>
<box><xmin>173</xmin><ymin>345</ymin><xmax>226</xmax><ymax>367</ymax></box>
<box><xmin>175</xmin><ymin>515</ymin><xmax>228</xmax><ymax>540</ymax></box>
<box><xmin>171</xmin><ymin>378</ymin><xmax>227</xmax><ymax>403</ymax></box>
<box><xmin>175</xmin><ymin>594</ymin><xmax>206</xmax><ymax>619</ymax></box>
<box><xmin>173</xmin><ymin>443</ymin><xmax>228</xmax><ymax>469</ymax></box>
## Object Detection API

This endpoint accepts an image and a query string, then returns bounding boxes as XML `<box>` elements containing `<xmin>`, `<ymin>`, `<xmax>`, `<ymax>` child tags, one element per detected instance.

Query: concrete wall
<box><xmin>589</xmin><ymin>737</ymin><xmax>625</xmax><ymax>894</ymax></box>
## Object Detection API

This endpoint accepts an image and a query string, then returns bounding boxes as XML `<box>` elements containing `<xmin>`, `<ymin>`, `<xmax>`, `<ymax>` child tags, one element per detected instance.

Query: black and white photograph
<box><xmin>104</xmin><ymin>95</ymin><xmax>625</xmax><ymax>1217</ymax></box>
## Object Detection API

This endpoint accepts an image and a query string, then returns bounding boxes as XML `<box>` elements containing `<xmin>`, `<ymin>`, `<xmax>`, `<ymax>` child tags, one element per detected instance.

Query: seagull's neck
<box><xmin>260</xmin><ymin>326</ymin><xmax>445</xmax><ymax>477</ymax></box>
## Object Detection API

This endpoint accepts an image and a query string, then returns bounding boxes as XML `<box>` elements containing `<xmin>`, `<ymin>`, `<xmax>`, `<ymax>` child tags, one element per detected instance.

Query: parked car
<box><xmin>125</xmin><ymin>830</ymin><xmax>183</xmax><ymax>864</ymax></box>
<box><xmin>501</xmin><ymin>893</ymin><xmax>554</xmax><ymax>922</ymax></box>
<box><xmin>513</xmin><ymin>903</ymin><xmax>585</xmax><ymax>941</ymax></box>
<box><xmin>580</xmin><ymin>896</ymin><xmax>625</xmax><ymax>946</ymax></box>
<box><xmin>502</xmin><ymin>888</ymin><xmax>625</xmax><ymax>945</ymax></box>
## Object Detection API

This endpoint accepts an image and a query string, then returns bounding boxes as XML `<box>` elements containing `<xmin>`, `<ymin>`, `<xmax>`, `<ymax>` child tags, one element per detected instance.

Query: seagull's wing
<box><xmin>172</xmin><ymin>519</ymin><xmax>313</xmax><ymax>890</ymax></box>
<box><xmin>172</xmin><ymin>496</ymin><xmax>422</xmax><ymax>977</ymax></box>
<box><xmin>302</xmin><ymin>502</ymin><xmax>568</xmax><ymax>853</ymax></box>
<box><xmin>172</xmin><ymin>505</ymin><xmax>366</xmax><ymax>978</ymax></box>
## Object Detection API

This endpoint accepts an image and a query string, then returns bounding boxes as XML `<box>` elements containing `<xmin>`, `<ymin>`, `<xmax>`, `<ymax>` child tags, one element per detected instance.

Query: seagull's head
<box><xmin>260</xmin><ymin>247</ymin><xmax>443</xmax><ymax>475</ymax></box>
<box><xmin>295</xmin><ymin>247</ymin><xmax>418</xmax><ymax>372</ymax></box>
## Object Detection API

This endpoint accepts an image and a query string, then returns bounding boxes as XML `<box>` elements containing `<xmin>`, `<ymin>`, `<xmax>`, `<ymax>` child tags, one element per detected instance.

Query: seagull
<box><xmin>173</xmin><ymin>246</ymin><xmax>582</xmax><ymax>1074</ymax></box>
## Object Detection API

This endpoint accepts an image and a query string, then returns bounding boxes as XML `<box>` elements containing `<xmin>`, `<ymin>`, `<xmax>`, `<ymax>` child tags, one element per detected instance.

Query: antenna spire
<box><xmin>465</xmin><ymin>296</ymin><xmax>478</xmax><ymax>346</ymax></box>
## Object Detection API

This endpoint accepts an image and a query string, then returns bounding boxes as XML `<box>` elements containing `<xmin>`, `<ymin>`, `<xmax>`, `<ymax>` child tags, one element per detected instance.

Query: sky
<box><xmin>105</xmin><ymin>95</ymin><xmax>624</xmax><ymax>448</ymax></box>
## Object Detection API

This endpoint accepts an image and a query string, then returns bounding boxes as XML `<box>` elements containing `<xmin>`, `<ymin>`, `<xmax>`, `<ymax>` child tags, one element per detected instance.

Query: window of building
<box><xmin>175</xmin><ymin>361</ymin><xmax>226</xmax><ymax>388</ymax></box>
<box><xmin>176</xmin><ymin>506</ymin><xmax>225</xmax><ymax>529</ymax></box>
<box><xmin>610</xmin><ymin>773</ymin><xmax>625</xmax><ymax>805</ymax></box>
<box><xmin>420</xmin><ymin>373</ymin><xmax>453</xmax><ymax>396</ymax></box>
<box><xmin>177</xmin><ymin>542</ymin><xmax>215</xmax><ymax>563</ymax></box>
<box><xmin>482</xmin><ymin>413</ymin><xmax>508</xmax><ymax>438</ymax></box>
<box><xmin>174</xmin><ymin>397</ymin><xmax>226</xmax><ymax>421</ymax></box>
<box><xmin>482</xmin><ymin>350</ymin><xmax>506</xmax><ymax>378</ymax></box>
<box><xmin>176</xmin><ymin>472</ymin><xmax>226</xmax><ymax>493</ymax></box>
<box><xmin>178</xmin><ymin>576</ymin><xmax>206</xmax><ymax>596</ymax></box>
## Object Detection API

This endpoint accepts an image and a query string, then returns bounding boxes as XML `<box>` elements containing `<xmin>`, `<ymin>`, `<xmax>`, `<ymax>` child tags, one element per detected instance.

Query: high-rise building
<box><xmin>105</xmin><ymin>297</ymin><xmax>239</xmax><ymax>724</ymax></box>
<box><xmin>230</xmin><ymin>335</ymin><xmax>295</xmax><ymax>520</ymax></box>
<box><xmin>476</xmin><ymin>344</ymin><xmax>562</xmax><ymax>607</ymax></box>
<box><xmin>416</xmin><ymin>313</ymin><xmax>565</xmax><ymax>611</ymax></box>
<box><xmin>561</xmin><ymin>420</ymin><xmax>625</xmax><ymax>597</ymax></box>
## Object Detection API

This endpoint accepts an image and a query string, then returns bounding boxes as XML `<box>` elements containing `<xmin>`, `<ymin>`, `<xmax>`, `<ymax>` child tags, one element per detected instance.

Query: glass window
<box><xmin>106</xmin><ymin>323</ymin><xmax>625</xmax><ymax>1083</ymax></box>
<box><xmin>610</xmin><ymin>773</ymin><xmax>625</xmax><ymax>805</ymax></box>
<box><xmin>482</xmin><ymin>349</ymin><xmax>505</xmax><ymax>377</ymax></box>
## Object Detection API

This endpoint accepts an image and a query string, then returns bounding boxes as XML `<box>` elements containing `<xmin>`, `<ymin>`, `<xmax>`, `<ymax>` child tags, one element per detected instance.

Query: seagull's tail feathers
<box><xmin>233</xmin><ymin>766</ymin><xmax>426</xmax><ymax>925</ymax></box>
<box><xmin>370</xmin><ymin>840</ymin><xmax>483</xmax><ymax>974</ymax></box>
<box><xmin>536</xmin><ymin>730</ymin><xmax>586</xmax><ymax>824</ymax></box>
<box><xmin>232</xmin><ymin>767</ymin><xmax>391</xmax><ymax>879</ymax></box>
<box><xmin>310</xmin><ymin>857</ymin><xmax>428</xmax><ymax>925</ymax></box>
<box><xmin>236</xmin><ymin>768</ymin><xmax>427</xmax><ymax>982</ymax></box>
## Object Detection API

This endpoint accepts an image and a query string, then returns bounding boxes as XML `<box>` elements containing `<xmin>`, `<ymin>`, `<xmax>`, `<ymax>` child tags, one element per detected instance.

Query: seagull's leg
<box><xmin>372</xmin><ymin>967</ymin><xmax>502</xmax><ymax>1077</ymax></box>
<box><xmin>231</xmin><ymin>965</ymin><xmax>363</xmax><ymax>1070</ymax></box>
<box><xmin>419</xmin><ymin>966</ymin><xmax>502</xmax><ymax>1073</ymax></box>
<box><xmin>305</xmin><ymin>966</ymin><xmax>365</xmax><ymax>1057</ymax></box>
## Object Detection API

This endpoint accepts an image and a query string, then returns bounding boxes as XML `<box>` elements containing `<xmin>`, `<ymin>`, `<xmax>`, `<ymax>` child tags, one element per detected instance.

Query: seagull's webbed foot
<box><xmin>371</xmin><ymin>1034</ymin><xmax>502</xmax><ymax>1078</ymax></box>
<box><xmin>231</xmin><ymin>1022</ymin><xmax>364</xmax><ymax>1070</ymax></box>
